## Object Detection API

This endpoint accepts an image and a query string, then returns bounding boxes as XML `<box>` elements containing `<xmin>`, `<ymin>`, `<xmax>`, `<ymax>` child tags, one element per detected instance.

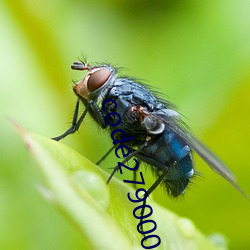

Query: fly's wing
<box><xmin>181</xmin><ymin>131</ymin><xmax>248</xmax><ymax>198</ymax></box>
<box><xmin>151</xmin><ymin>110</ymin><xmax>247</xmax><ymax>198</ymax></box>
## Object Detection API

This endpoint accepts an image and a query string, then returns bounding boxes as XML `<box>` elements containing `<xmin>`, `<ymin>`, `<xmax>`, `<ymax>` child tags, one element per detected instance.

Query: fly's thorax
<box><xmin>73</xmin><ymin>64</ymin><xmax>117</xmax><ymax>103</ymax></box>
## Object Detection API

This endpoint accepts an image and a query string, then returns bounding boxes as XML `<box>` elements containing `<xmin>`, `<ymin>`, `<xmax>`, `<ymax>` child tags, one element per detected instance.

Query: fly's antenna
<box><xmin>71</xmin><ymin>61</ymin><xmax>89</xmax><ymax>71</ymax></box>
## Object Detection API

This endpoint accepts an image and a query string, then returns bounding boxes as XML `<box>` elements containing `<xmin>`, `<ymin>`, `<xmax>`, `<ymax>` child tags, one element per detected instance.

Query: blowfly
<box><xmin>52</xmin><ymin>60</ymin><xmax>246</xmax><ymax>199</ymax></box>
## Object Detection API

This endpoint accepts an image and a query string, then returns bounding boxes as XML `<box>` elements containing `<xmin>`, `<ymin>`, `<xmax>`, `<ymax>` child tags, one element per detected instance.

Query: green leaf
<box><xmin>19</xmin><ymin>127</ymin><xmax>227</xmax><ymax>250</ymax></box>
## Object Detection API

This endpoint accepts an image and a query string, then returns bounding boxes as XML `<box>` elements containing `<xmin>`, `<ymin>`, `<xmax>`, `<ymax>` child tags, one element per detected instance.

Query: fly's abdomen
<box><xmin>138</xmin><ymin>128</ymin><xmax>194</xmax><ymax>197</ymax></box>
<box><xmin>164</xmin><ymin>153</ymin><xmax>193</xmax><ymax>197</ymax></box>
<box><xmin>163</xmin><ymin>129</ymin><xmax>194</xmax><ymax>196</ymax></box>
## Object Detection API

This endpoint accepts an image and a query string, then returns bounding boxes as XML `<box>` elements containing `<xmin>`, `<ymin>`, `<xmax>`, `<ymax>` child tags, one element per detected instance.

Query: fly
<box><xmin>52</xmin><ymin>60</ymin><xmax>246</xmax><ymax>199</ymax></box>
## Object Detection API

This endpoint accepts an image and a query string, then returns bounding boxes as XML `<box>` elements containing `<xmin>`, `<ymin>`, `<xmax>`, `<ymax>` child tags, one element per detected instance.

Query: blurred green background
<box><xmin>1</xmin><ymin>0</ymin><xmax>250</xmax><ymax>249</ymax></box>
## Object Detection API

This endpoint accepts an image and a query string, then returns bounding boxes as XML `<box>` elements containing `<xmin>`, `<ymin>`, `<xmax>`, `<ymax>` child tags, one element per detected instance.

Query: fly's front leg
<box><xmin>89</xmin><ymin>100</ymin><xmax>107</xmax><ymax>129</ymax></box>
<box><xmin>52</xmin><ymin>99</ymin><xmax>89</xmax><ymax>141</ymax></box>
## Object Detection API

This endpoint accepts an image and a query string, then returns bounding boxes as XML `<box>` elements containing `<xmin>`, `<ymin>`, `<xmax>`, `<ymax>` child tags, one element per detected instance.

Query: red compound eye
<box><xmin>87</xmin><ymin>68</ymin><xmax>111</xmax><ymax>92</ymax></box>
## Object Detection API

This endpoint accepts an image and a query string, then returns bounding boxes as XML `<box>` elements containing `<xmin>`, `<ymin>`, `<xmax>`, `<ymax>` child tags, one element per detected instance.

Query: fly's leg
<box><xmin>96</xmin><ymin>145</ymin><xmax>116</xmax><ymax>165</ymax></box>
<box><xmin>100</xmin><ymin>146</ymin><xmax>139</xmax><ymax>187</ymax></box>
<box><xmin>133</xmin><ymin>171</ymin><xmax>137</xmax><ymax>188</ymax></box>
<box><xmin>52</xmin><ymin>99</ymin><xmax>107</xmax><ymax>141</ymax></box>
<box><xmin>132</xmin><ymin>159</ymin><xmax>141</xmax><ymax>189</ymax></box>
<box><xmin>104</xmin><ymin>147</ymin><xmax>140</xmax><ymax>188</ymax></box>
<box><xmin>52</xmin><ymin>99</ymin><xmax>88</xmax><ymax>141</ymax></box>
<box><xmin>106</xmin><ymin>144</ymin><xmax>146</xmax><ymax>184</ymax></box>
<box><xmin>89</xmin><ymin>100</ymin><xmax>107</xmax><ymax>129</ymax></box>
<box><xmin>139</xmin><ymin>171</ymin><xmax>168</xmax><ymax>233</ymax></box>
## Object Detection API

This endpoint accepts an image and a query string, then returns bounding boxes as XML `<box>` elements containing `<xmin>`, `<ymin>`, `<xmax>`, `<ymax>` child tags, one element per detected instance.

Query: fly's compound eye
<box><xmin>87</xmin><ymin>68</ymin><xmax>111</xmax><ymax>92</ymax></box>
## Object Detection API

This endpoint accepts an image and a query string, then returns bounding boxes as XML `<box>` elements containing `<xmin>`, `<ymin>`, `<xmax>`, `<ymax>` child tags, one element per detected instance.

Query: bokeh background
<box><xmin>1</xmin><ymin>0</ymin><xmax>250</xmax><ymax>249</ymax></box>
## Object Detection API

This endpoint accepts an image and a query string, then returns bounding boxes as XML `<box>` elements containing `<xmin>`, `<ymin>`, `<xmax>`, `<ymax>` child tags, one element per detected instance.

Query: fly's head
<box><xmin>72</xmin><ymin>61</ymin><xmax>116</xmax><ymax>101</ymax></box>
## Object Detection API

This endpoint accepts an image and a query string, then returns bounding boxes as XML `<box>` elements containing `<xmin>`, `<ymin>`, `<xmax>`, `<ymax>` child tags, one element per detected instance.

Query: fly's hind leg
<box><xmin>138</xmin><ymin>171</ymin><xmax>168</xmax><ymax>233</ymax></box>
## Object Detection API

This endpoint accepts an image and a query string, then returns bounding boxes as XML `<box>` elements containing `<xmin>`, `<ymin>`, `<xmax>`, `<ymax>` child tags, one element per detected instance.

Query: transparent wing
<box><xmin>149</xmin><ymin>110</ymin><xmax>247</xmax><ymax>198</ymax></box>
